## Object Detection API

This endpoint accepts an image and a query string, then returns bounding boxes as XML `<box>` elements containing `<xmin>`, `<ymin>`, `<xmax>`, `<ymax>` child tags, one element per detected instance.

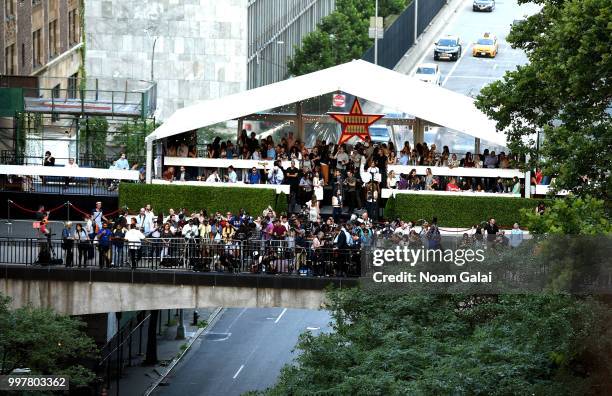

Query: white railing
<box><xmin>164</xmin><ymin>157</ymin><xmax>293</xmax><ymax>170</ymax></box>
<box><xmin>151</xmin><ymin>179</ymin><xmax>291</xmax><ymax>194</ymax></box>
<box><xmin>382</xmin><ymin>188</ymin><xmax>520</xmax><ymax>199</ymax></box>
<box><xmin>387</xmin><ymin>165</ymin><xmax>525</xmax><ymax>179</ymax></box>
<box><xmin>0</xmin><ymin>165</ymin><xmax>140</xmax><ymax>180</ymax></box>
<box><xmin>164</xmin><ymin>157</ymin><xmax>526</xmax><ymax>178</ymax></box>
<box><xmin>534</xmin><ymin>184</ymin><xmax>568</xmax><ymax>196</ymax></box>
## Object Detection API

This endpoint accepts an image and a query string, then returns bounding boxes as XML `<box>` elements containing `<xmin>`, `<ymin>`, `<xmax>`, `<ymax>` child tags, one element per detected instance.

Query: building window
<box><xmin>21</xmin><ymin>43</ymin><xmax>25</xmax><ymax>67</ymax></box>
<box><xmin>68</xmin><ymin>9</ymin><xmax>80</xmax><ymax>46</ymax></box>
<box><xmin>5</xmin><ymin>44</ymin><xmax>16</xmax><ymax>75</ymax></box>
<box><xmin>49</xmin><ymin>19</ymin><xmax>58</xmax><ymax>58</ymax></box>
<box><xmin>68</xmin><ymin>73</ymin><xmax>78</xmax><ymax>99</ymax></box>
<box><xmin>51</xmin><ymin>84</ymin><xmax>61</xmax><ymax>122</ymax></box>
<box><xmin>4</xmin><ymin>0</ymin><xmax>15</xmax><ymax>17</ymax></box>
<box><xmin>32</xmin><ymin>29</ymin><xmax>42</xmax><ymax>68</ymax></box>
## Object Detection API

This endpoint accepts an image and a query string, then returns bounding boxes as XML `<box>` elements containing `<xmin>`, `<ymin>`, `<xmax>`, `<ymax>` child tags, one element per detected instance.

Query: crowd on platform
<box><xmin>30</xmin><ymin>199</ymin><xmax>528</xmax><ymax>277</ymax></box>
<box><xmin>162</xmin><ymin>131</ymin><xmax>527</xmax><ymax>212</ymax></box>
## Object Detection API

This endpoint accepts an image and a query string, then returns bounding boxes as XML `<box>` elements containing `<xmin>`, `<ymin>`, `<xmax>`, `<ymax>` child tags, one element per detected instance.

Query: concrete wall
<box><xmin>1</xmin><ymin>279</ymin><xmax>327</xmax><ymax>316</ymax></box>
<box><xmin>85</xmin><ymin>0</ymin><xmax>248</xmax><ymax>120</ymax></box>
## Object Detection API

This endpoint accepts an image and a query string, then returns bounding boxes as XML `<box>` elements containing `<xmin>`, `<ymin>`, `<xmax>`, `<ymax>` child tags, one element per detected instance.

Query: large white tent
<box><xmin>145</xmin><ymin>59</ymin><xmax>506</xmax><ymax>181</ymax></box>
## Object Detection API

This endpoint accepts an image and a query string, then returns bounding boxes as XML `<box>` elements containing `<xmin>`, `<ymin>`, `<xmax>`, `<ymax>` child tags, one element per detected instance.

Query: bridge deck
<box><xmin>0</xmin><ymin>264</ymin><xmax>359</xmax><ymax>290</ymax></box>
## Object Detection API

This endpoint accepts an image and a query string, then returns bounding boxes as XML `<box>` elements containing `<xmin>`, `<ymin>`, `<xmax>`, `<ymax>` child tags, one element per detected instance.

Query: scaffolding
<box><xmin>0</xmin><ymin>76</ymin><xmax>157</xmax><ymax>166</ymax></box>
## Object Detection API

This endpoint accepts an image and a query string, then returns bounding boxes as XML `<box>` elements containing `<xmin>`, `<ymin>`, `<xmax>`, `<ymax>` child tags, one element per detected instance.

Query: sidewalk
<box><xmin>106</xmin><ymin>307</ymin><xmax>217</xmax><ymax>396</ymax></box>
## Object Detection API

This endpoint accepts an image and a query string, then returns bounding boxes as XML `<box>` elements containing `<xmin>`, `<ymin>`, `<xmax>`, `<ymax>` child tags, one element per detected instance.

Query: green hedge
<box><xmin>119</xmin><ymin>183</ymin><xmax>287</xmax><ymax>216</ymax></box>
<box><xmin>384</xmin><ymin>194</ymin><xmax>548</xmax><ymax>228</ymax></box>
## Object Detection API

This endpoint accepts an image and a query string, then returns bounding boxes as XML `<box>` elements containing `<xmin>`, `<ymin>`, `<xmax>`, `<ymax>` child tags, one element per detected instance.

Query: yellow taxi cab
<box><xmin>472</xmin><ymin>33</ymin><xmax>498</xmax><ymax>57</ymax></box>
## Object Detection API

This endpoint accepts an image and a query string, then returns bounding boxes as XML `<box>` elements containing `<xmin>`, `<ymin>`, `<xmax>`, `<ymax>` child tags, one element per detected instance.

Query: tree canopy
<box><xmin>0</xmin><ymin>294</ymin><xmax>97</xmax><ymax>386</ymax></box>
<box><xmin>287</xmin><ymin>0</ymin><xmax>408</xmax><ymax>76</ymax></box>
<box><xmin>475</xmin><ymin>0</ymin><xmax>612</xmax><ymax>200</ymax></box>
<box><xmin>262</xmin><ymin>290</ymin><xmax>612</xmax><ymax>395</ymax></box>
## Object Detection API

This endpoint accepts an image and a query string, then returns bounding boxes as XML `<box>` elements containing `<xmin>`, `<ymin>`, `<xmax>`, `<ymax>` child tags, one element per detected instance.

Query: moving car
<box><xmin>414</xmin><ymin>63</ymin><xmax>441</xmax><ymax>85</ymax></box>
<box><xmin>434</xmin><ymin>35</ymin><xmax>462</xmax><ymax>61</ymax></box>
<box><xmin>473</xmin><ymin>0</ymin><xmax>495</xmax><ymax>12</ymax></box>
<box><xmin>472</xmin><ymin>33</ymin><xmax>498</xmax><ymax>58</ymax></box>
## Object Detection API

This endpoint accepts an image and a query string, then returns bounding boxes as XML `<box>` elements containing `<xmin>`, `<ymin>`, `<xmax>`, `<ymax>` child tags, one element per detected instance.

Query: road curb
<box><xmin>143</xmin><ymin>307</ymin><xmax>224</xmax><ymax>396</ymax></box>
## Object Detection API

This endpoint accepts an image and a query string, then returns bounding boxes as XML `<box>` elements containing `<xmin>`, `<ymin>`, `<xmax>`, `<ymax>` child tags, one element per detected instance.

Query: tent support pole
<box><xmin>296</xmin><ymin>101</ymin><xmax>304</xmax><ymax>143</ymax></box>
<box><xmin>146</xmin><ymin>139</ymin><xmax>153</xmax><ymax>183</ymax></box>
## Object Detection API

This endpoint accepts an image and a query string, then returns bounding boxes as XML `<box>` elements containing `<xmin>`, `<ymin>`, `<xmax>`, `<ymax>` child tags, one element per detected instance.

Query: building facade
<box><xmin>85</xmin><ymin>0</ymin><xmax>249</xmax><ymax>121</ymax></box>
<box><xmin>84</xmin><ymin>0</ymin><xmax>334</xmax><ymax>120</ymax></box>
<box><xmin>0</xmin><ymin>0</ymin><xmax>82</xmax><ymax>91</ymax></box>
<box><xmin>247</xmin><ymin>0</ymin><xmax>335</xmax><ymax>88</ymax></box>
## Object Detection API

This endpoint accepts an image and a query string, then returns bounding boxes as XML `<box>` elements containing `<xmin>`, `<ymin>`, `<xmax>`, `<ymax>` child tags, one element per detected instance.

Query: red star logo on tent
<box><xmin>328</xmin><ymin>98</ymin><xmax>384</xmax><ymax>145</ymax></box>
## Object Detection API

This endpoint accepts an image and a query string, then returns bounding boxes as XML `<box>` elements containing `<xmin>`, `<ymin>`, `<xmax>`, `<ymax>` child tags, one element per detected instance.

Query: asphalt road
<box><xmin>410</xmin><ymin>0</ymin><xmax>541</xmax><ymax>98</ymax></box>
<box><xmin>154</xmin><ymin>307</ymin><xmax>332</xmax><ymax>396</ymax></box>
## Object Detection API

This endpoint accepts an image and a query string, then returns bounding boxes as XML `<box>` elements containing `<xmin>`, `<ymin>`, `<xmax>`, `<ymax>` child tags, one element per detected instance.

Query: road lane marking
<box><xmin>274</xmin><ymin>308</ymin><xmax>287</xmax><ymax>324</ymax></box>
<box><xmin>442</xmin><ymin>45</ymin><xmax>470</xmax><ymax>86</ymax></box>
<box><xmin>224</xmin><ymin>307</ymin><xmax>247</xmax><ymax>333</ymax></box>
<box><xmin>233</xmin><ymin>365</ymin><xmax>244</xmax><ymax>379</ymax></box>
<box><xmin>205</xmin><ymin>332</ymin><xmax>231</xmax><ymax>341</ymax></box>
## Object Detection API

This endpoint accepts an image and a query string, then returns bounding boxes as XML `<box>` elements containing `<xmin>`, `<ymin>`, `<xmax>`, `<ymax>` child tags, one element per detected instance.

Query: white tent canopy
<box><xmin>146</xmin><ymin>59</ymin><xmax>505</xmax><ymax>146</ymax></box>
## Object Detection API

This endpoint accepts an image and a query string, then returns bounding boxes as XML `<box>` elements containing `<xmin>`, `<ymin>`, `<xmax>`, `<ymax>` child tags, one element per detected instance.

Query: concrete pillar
<box><xmin>474</xmin><ymin>138</ymin><xmax>481</xmax><ymax>154</ymax></box>
<box><xmin>175</xmin><ymin>309</ymin><xmax>185</xmax><ymax>340</ymax></box>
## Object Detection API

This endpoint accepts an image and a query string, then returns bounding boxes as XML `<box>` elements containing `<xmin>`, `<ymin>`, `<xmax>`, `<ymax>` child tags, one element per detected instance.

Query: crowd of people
<box><xmin>30</xmin><ymin>199</ymin><xmax>530</xmax><ymax>277</ymax></box>
<box><xmin>162</xmin><ymin>131</ymin><xmax>527</xmax><ymax>219</ymax></box>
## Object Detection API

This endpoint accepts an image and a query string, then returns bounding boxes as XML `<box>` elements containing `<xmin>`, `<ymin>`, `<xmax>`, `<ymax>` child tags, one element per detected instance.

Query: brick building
<box><xmin>1</xmin><ymin>0</ymin><xmax>82</xmax><ymax>91</ymax></box>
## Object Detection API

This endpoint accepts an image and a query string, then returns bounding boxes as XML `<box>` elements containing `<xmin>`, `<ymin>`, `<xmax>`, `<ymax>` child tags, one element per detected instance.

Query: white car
<box><xmin>414</xmin><ymin>63</ymin><xmax>441</xmax><ymax>85</ymax></box>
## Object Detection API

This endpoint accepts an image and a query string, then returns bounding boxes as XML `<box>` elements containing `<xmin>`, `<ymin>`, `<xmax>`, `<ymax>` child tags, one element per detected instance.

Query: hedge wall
<box><xmin>119</xmin><ymin>183</ymin><xmax>287</xmax><ymax>216</ymax></box>
<box><xmin>384</xmin><ymin>194</ymin><xmax>547</xmax><ymax>228</ymax></box>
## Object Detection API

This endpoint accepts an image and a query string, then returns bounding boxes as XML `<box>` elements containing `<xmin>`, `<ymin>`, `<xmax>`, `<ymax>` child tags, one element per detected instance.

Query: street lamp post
<box><xmin>144</xmin><ymin>26</ymin><xmax>158</xmax><ymax>82</ymax></box>
<box><xmin>150</xmin><ymin>36</ymin><xmax>158</xmax><ymax>82</ymax></box>
<box><xmin>374</xmin><ymin>0</ymin><xmax>379</xmax><ymax>65</ymax></box>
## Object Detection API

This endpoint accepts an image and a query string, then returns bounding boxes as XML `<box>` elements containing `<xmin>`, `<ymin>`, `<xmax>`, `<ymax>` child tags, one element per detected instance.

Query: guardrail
<box><xmin>0</xmin><ymin>237</ymin><xmax>363</xmax><ymax>277</ymax></box>
<box><xmin>0</xmin><ymin>165</ymin><xmax>141</xmax><ymax>180</ymax></box>
<box><xmin>98</xmin><ymin>312</ymin><xmax>151</xmax><ymax>395</ymax></box>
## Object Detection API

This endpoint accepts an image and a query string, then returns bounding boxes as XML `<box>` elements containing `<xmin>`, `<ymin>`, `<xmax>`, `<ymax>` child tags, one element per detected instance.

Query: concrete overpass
<box><xmin>0</xmin><ymin>265</ymin><xmax>358</xmax><ymax>316</ymax></box>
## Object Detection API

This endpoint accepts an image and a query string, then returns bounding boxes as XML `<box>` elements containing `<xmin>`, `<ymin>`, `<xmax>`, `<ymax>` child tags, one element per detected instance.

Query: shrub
<box><xmin>119</xmin><ymin>183</ymin><xmax>287</xmax><ymax>216</ymax></box>
<box><xmin>384</xmin><ymin>194</ymin><xmax>548</xmax><ymax>228</ymax></box>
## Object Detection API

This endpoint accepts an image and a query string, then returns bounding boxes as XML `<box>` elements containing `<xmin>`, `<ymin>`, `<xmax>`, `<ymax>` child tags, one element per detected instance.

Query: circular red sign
<box><xmin>332</xmin><ymin>94</ymin><xmax>346</xmax><ymax>107</ymax></box>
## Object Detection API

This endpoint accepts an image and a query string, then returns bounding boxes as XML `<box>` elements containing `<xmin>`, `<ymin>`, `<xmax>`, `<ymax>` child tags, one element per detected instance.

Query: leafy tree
<box><xmin>0</xmin><ymin>294</ymin><xmax>97</xmax><ymax>386</ymax></box>
<box><xmin>287</xmin><ymin>0</ymin><xmax>409</xmax><ymax>76</ymax></box>
<box><xmin>475</xmin><ymin>0</ymin><xmax>612</xmax><ymax>200</ymax></box>
<box><xmin>519</xmin><ymin>196</ymin><xmax>611</xmax><ymax>294</ymax></box>
<box><xmin>522</xmin><ymin>196</ymin><xmax>612</xmax><ymax>235</ymax></box>
<box><xmin>113</xmin><ymin>119</ymin><xmax>156</xmax><ymax>163</ymax></box>
<box><xmin>80</xmin><ymin>116</ymin><xmax>109</xmax><ymax>161</ymax></box>
<box><xmin>261</xmin><ymin>289</ymin><xmax>612</xmax><ymax>395</ymax></box>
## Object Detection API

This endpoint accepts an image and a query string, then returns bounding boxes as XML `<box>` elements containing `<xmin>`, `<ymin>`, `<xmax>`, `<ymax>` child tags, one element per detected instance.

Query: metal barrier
<box><xmin>97</xmin><ymin>312</ymin><xmax>150</xmax><ymax>395</ymax></box>
<box><xmin>362</xmin><ymin>0</ymin><xmax>447</xmax><ymax>70</ymax></box>
<box><xmin>0</xmin><ymin>237</ymin><xmax>363</xmax><ymax>277</ymax></box>
<box><xmin>0</xmin><ymin>175</ymin><xmax>125</xmax><ymax>196</ymax></box>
